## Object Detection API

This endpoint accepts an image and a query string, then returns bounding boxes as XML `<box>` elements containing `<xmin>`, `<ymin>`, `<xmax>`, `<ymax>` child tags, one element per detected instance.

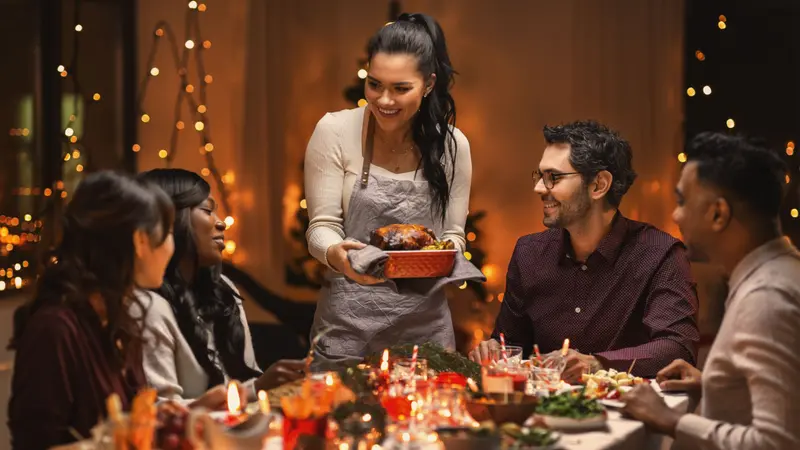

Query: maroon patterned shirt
<box><xmin>491</xmin><ymin>213</ymin><xmax>699</xmax><ymax>377</ymax></box>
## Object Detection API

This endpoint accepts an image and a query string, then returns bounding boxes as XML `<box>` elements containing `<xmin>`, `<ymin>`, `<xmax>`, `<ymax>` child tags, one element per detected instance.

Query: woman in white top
<box><xmin>305</xmin><ymin>13</ymin><xmax>472</xmax><ymax>368</ymax></box>
<box><xmin>136</xmin><ymin>169</ymin><xmax>305</xmax><ymax>406</ymax></box>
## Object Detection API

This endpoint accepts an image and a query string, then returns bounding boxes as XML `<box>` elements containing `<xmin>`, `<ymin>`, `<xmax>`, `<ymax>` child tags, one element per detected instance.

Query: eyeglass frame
<box><xmin>531</xmin><ymin>169</ymin><xmax>583</xmax><ymax>190</ymax></box>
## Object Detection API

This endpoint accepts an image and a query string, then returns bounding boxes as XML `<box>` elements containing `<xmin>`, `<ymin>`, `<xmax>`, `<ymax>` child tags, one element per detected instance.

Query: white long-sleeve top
<box><xmin>675</xmin><ymin>237</ymin><xmax>800</xmax><ymax>450</ymax></box>
<box><xmin>132</xmin><ymin>277</ymin><xmax>262</xmax><ymax>402</ymax></box>
<box><xmin>304</xmin><ymin>106</ymin><xmax>472</xmax><ymax>267</ymax></box>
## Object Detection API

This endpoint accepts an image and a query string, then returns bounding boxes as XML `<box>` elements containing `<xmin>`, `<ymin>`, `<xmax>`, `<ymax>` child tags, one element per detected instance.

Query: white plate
<box><xmin>533</xmin><ymin>411</ymin><xmax>608</xmax><ymax>432</ymax></box>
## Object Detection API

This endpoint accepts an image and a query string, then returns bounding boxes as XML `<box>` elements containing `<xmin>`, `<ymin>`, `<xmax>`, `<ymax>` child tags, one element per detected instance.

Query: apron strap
<box><xmin>360</xmin><ymin>113</ymin><xmax>376</xmax><ymax>188</ymax></box>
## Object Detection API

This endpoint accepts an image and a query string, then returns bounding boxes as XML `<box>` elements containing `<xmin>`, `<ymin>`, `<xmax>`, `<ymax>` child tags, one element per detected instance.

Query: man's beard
<box><xmin>542</xmin><ymin>190</ymin><xmax>592</xmax><ymax>229</ymax></box>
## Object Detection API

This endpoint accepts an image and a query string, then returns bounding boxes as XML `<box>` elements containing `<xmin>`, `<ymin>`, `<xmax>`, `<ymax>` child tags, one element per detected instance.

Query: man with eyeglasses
<box><xmin>469</xmin><ymin>120</ymin><xmax>699</xmax><ymax>383</ymax></box>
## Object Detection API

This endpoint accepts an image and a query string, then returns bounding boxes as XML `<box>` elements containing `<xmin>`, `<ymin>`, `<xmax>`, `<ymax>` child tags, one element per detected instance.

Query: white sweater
<box><xmin>304</xmin><ymin>106</ymin><xmax>472</xmax><ymax>267</ymax></box>
<box><xmin>132</xmin><ymin>278</ymin><xmax>261</xmax><ymax>402</ymax></box>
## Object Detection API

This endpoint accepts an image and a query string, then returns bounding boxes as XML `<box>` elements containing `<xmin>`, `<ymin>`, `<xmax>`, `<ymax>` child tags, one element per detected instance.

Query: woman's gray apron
<box><xmin>309</xmin><ymin>118</ymin><xmax>455</xmax><ymax>370</ymax></box>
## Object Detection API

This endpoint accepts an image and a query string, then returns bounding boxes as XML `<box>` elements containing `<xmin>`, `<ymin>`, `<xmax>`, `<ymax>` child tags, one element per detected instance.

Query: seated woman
<box><xmin>8</xmin><ymin>171</ymin><xmax>175</xmax><ymax>449</ymax></box>
<box><xmin>135</xmin><ymin>168</ymin><xmax>304</xmax><ymax>404</ymax></box>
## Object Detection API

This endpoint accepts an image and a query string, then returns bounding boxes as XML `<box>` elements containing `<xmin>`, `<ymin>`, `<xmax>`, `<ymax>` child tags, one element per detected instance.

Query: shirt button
<box><xmin>581</xmin><ymin>264</ymin><xmax>588</xmax><ymax>271</ymax></box>
<box><xmin>575</xmin><ymin>307</ymin><xmax>582</xmax><ymax>313</ymax></box>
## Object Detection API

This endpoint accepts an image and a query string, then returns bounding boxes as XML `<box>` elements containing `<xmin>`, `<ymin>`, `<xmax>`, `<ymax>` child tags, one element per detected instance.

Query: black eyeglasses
<box><xmin>532</xmin><ymin>170</ymin><xmax>581</xmax><ymax>189</ymax></box>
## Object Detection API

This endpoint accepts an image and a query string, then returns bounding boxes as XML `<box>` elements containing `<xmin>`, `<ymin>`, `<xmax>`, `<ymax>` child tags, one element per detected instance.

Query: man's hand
<box><xmin>468</xmin><ymin>339</ymin><xmax>501</xmax><ymax>364</ymax></box>
<box><xmin>655</xmin><ymin>359</ymin><xmax>702</xmax><ymax>394</ymax></box>
<box><xmin>255</xmin><ymin>359</ymin><xmax>306</xmax><ymax>392</ymax></box>
<box><xmin>559</xmin><ymin>350</ymin><xmax>602</xmax><ymax>384</ymax></box>
<box><xmin>621</xmin><ymin>384</ymin><xmax>682</xmax><ymax>436</ymax></box>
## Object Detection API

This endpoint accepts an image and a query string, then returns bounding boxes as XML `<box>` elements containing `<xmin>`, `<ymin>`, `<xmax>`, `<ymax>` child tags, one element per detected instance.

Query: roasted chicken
<box><xmin>370</xmin><ymin>224</ymin><xmax>453</xmax><ymax>250</ymax></box>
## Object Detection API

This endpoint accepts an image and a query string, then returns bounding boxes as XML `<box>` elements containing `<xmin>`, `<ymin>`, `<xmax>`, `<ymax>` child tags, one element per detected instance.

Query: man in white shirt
<box><xmin>621</xmin><ymin>132</ymin><xmax>800</xmax><ymax>450</ymax></box>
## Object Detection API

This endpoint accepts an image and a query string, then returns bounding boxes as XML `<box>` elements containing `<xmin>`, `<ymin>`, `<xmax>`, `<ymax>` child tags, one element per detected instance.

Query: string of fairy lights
<box><xmin>136</xmin><ymin>1</ymin><xmax>238</xmax><ymax>257</ymax></box>
<box><xmin>678</xmin><ymin>13</ymin><xmax>797</xmax><ymax>218</ymax></box>
<box><xmin>2</xmin><ymin>1</ymin><xmax>239</xmax><ymax>294</ymax></box>
<box><xmin>1</xmin><ymin>1</ymin><xmax>94</xmax><ymax>292</ymax></box>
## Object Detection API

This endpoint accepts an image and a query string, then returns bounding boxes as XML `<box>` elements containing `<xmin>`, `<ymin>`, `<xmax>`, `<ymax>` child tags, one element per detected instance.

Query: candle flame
<box><xmin>380</xmin><ymin>349</ymin><xmax>389</xmax><ymax>371</ymax></box>
<box><xmin>561</xmin><ymin>338</ymin><xmax>570</xmax><ymax>356</ymax></box>
<box><xmin>325</xmin><ymin>374</ymin><xmax>334</xmax><ymax>386</ymax></box>
<box><xmin>257</xmin><ymin>390</ymin><xmax>270</xmax><ymax>414</ymax></box>
<box><xmin>227</xmin><ymin>381</ymin><xmax>241</xmax><ymax>414</ymax></box>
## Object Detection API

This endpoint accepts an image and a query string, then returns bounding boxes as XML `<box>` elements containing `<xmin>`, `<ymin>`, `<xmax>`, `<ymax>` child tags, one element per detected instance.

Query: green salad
<box><xmin>535</xmin><ymin>390</ymin><xmax>604</xmax><ymax>419</ymax></box>
<box><xmin>500</xmin><ymin>423</ymin><xmax>558</xmax><ymax>448</ymax></box>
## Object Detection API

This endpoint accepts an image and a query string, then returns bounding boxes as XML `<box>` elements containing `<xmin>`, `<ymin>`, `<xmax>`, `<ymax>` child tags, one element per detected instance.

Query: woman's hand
<box><xmin>189</xmin><ymin>382</ymin><xmax>249</xmax><ymax>411</ymax></box>
<box><xmin>326</xmin><ymin>241</ymin><xmax>384</xmax><ymax>285</ymax></box>
<box><xmin>254</xmin><ymin>359</ymin><xmax>306</xmax><ymax>391</ymax></box>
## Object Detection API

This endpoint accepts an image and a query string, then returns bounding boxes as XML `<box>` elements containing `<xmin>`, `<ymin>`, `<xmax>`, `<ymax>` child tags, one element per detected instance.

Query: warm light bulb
<box><xmin>464</xmin><ymin>251</ymin><xmax>472</xmax><ymax>261</ymax></box>
<box><xmin>702</xmin><ymin>85</ymin><xmax>712</xmax><ymax>95</ymax></box>
<box><xmin>695</xmin><ymin>50</ymin><xmax>705</xmax><ymax>61</ymax></box>
<box><xmin>224</xmin><ymin>240</ymin><xmax>237</xmax><ymax>254</ymax></box>
<box><xmin>64</xmin><ymin>127</ymin><xmax>74</xmax><ymax>137</ymax></box>
<box><xmin>194</xmin><ymin>121</ymin><xmax>205</xmax><ymax>131</ymax></box>
<box><xmin>719</xmin><ymin>14</ymin><xmax>727</xmax><ymax>22</ymax></box>
<box><xmin>224</xmin><ymin>216</ymin><xmax>235</xmax><ymax>228</ymax></box>
<box><xmin>188</xmin><ymin>0</ymin><xmax>198</xmax><ymax>8</ymax></box>
<box><xmin>23</xmin><ymin>214</ymin><xmax>31</xmax><ymax>222</ymax></box>
<box><xmin>150</xmin><ymin>67</ymin><xmax>160</xmax><ymax>76</ymax></box>
<box><xmin>300</xmin><ymin>199</ymin><xmax>307</xmax><ymax>209</ymax></box>
<box><xmin>202</xmin><ymin>40</ymin><xmax>212</xmax><ymax>49</ymax></box>
<box><xmin>141</xmin><ymin>114</ymin><xmax>150</xmax><ymax>123</ymax></box>
<box><xmin>787</xmin><ymin>147</ymin><xmax>794</xmax><ymax>156</ymax></box>
<box><xmin>74</xmin><ymin>24</ymin><xmax>83</xmax><ymax>32</ymax></box>
<box><xmin>357</xmin><ymin>99</ymin><xmax>368</xmax><ymax>107</ymax></box>
<box><xmin>0</xmin><ymin>281</ymin><xmax>5</xmax><ymax>291</ymax></box>
<box><xmin>60</xmin><ymin>70</ymin><xmax>68</xmax><ymax>78</ymax></box>
<box><xmin>678</xmin><ymin>152</ymin><xmax>687</xmax><ymax>163</ymax></box>
<box><xmin>357</xmin><ymin>69</ymin><xmax>368</xmax><ymax>79</ymax></box>
<box><xmin>176</xmin><ymin>121</ymin><xmax>185</xmax><ymax>130</ymax></box>
<box><xmin>204</xmin><ymin>74</ymin><xmax>213</xmax><ymax>84</ymax></box>
<box><xmin>14</xmin><ymin>263</ymin><xmax>20</xmax><ymax>271</ymax></box>
<box><xmin>185</xmin><ymin>84</ymin><xmax>194</xmax><ymax>93</ymax></box>
<box><xmin>92</xmin><ymin>93</ymin><xmax>101</xmax><ymax>101</ymax></box>
<box><xmin>201</xmin><ymin>168</ymin><xmax>210</xmax><ymax>176</ymax></box>
<box><xmin>158</xmin><ymin>149</ymin><xmax>168</xmax><ymax>159</ymax></box>
<box><xmin>204</xmin><ymin>143</ymin><xmax>214</xmax><ymax>152</ymax></box>
<box><xmin>76</xmin><ymin>164</ymin><xmax>84</xmax><ymax>172</ymax></box>
<box><xmin>786</xmin><ymin>174</ymin><xmax>791</xmax><ymax>184</ymax></box>
<box><xmin>198</xmin><ymin>3</ymin><xmax>207</xmax><ymax>11</ymax></box>
<box><xmin>155</xmin><ymin>28</ymin><xmax>164</xmax><ymax>37</ymax></box>
<box><xmin>792</xmin><ymin>209</ymin><xmax>799</xmax><ymax>218</ymax></box>
<box><xmin>718</xmin><ymin>21</ymin><xmax>727</xmax><ymax>30</ymax></box>
<box><xmin>73</xmin><ymin>150</ymin><xmax>80</xmax><ymax>158</ymax></box>
<box><xmin>726</xmin><ymin>118</ymin><xmax>735</xmax><ymax>129</ymax></box>
<box><xmin>686</xmin><ymin>87</ymin><xmax>696</xmax><ymax>97</ymax></box>
<box><xmin>185</xmin><ymin>40</ymin><xmax>195</xmax><ymax>49</ymax></box>
<box><xmin>44</xmin><ymin>188</ymin><xmax>52</xmax><ymax>197</ymax></box>
<box><xmin>64</xmin><ymin>154</ymin><xmax>71</xmax><ymax>162</ymax></box>
<box><xmin>132</xmin><ymin>144</ymin><xmax>141</xmax><ymax>152</ymax></box>
<box><xmin>197</xmin><ymin>104</ymin><xmax>207</xmax><ymax>113</ymax></box>
<box><xmin>459</xmin><ymin>281</ymin><xmax>468</xmax><ymax>289</ymax></box>
<box><xmin>57</xmin><ymin>64</ymin><xmax>65</xmax><ymax>73</ymax></box>
<box><xmin>14</xmin><ymin>277</ymin><xmax>21</xmax><ymax>289</ymax></box>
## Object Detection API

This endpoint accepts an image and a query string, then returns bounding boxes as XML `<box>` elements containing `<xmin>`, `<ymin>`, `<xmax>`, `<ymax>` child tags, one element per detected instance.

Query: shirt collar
<box><xmin>559</xmin><ymin>211</ymin><xmax>628</xmax><ymax>265</ymax></box>
<box><xmin>728</xmin><ymin>236</ymin><xmax>797</xmax><ymax>301</ymax></box>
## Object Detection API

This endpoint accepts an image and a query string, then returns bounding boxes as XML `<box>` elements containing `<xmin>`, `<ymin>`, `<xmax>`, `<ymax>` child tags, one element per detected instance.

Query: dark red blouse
<box><xmin>8</xmin><ymin>304</ymin><xmax>145</xmax><ymax>450</ymax></box>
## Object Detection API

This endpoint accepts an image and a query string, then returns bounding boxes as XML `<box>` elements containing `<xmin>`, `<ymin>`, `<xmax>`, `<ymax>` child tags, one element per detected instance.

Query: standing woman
<box><xmin>8</xmin><ymin>172</ymin><xmax>175</xmax><ymax>449</ymax></box>
<box><xmin>305</xmin><ymin>13</ymin><xmax>472</xmax><ymax>368</ymax></box>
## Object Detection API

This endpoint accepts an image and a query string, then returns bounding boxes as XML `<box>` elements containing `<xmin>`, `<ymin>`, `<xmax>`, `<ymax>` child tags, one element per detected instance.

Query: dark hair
<box><xmin>685</xmin><ymin>132</ymin><xmax>788</xmax><ymax>219</ymax></box>
<box><xmin>368</xmin><ymin>12</ymin><xmax>458</xmax><ymax>223</ymax></box>
<box><xmin>11</xmin><ymin>171</ymin><xmax>174</xmax><ymax>370</ymax></box>
<box><xmin>137</xmin><ymin>168</ymin><xmax>260</xmax><ymax>387</ymax></box>
<box><xmin>543</xmin><ymin>120</ymin><xmax>637</xmax><ymax>208</ymax></box>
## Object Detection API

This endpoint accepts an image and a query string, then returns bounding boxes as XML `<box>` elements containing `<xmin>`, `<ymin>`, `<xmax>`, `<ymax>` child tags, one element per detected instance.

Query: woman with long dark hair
<box><xmin>304</xmin><ymin>13</ymin><xmax>472</xmax><ymax>367</ymax></box>
<box><xmin>136</xmin><ymin>168</ymin><xmax>304</xmax><ymax>403</ymax></box>
<box><xmin>8</xmin><ymin>171</ymin><xmax>175</xmax><ymax>449</ymax></box>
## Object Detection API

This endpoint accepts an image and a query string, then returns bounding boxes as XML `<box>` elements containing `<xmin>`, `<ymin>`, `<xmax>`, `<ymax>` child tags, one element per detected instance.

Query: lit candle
<box><xmin>227</xmin><ymin>381</ymin><xmax>241</xmax><ymax>415</ymax></box>
<box><xmin>257</xmin><ymin>390</ymin><xmax>270</xmax><ymax>415</ymax></box>
<box><xmin>561</xmin><ymin>338</ymin><xmax>570</xmax><ymax>356</ymax></box>
<box><xmin>380</xmin><ymin>349</ymin><xmax>389</xmax><ymax>372</ymax></box>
